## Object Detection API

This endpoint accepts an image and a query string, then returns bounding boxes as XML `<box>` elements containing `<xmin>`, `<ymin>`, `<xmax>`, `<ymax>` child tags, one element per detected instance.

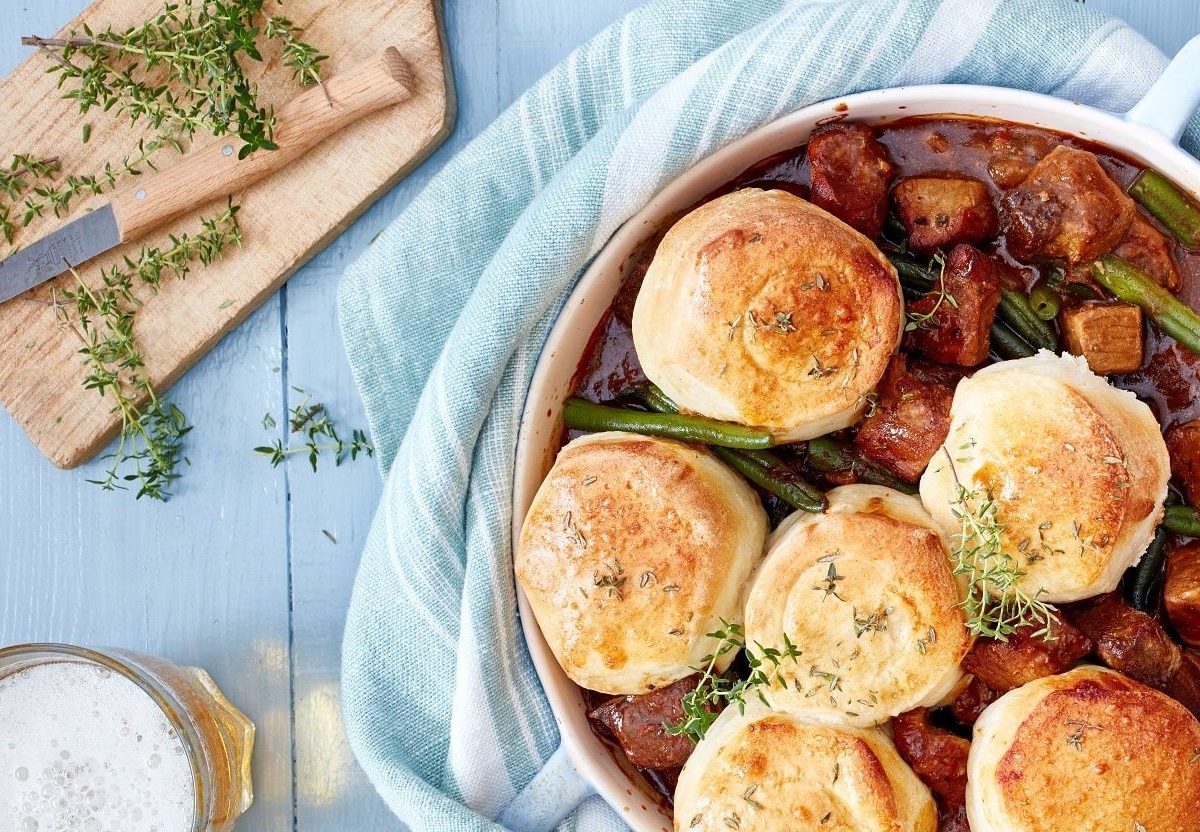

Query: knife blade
<box><xmin>0</xmin><ymin>46</ymin><xmax>412</xmax><ymax>307</ymax></box>
<box><xmin>0</xmin><ymin>206</ymin><xmax>119</xmax><ymax>304</ymax></box>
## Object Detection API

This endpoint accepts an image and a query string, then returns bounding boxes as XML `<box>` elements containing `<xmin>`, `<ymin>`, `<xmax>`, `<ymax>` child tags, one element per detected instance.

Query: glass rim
<box><xmin>0</xmin><ymin>642</ymin><xmax>209</xmax><ymax>831</ymax></box>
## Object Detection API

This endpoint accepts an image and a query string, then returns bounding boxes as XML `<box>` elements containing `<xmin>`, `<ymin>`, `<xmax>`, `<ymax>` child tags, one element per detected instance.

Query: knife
<box><xmin>0</xmin><ymin>46</ymin><xmax>413</xmax><ymax>305</ymax></box>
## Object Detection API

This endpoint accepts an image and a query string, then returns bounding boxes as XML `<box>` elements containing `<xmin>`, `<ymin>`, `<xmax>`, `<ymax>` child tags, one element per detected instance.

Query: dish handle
<box><xmin>497</xmin><ymin>743</ymin><xmax>595</xmax><ymax>831</ymax></box>
<box><xmin>1126</xmin><ymin>33</ymin><xmax>1200</xmax><ymax>143</ymax></box>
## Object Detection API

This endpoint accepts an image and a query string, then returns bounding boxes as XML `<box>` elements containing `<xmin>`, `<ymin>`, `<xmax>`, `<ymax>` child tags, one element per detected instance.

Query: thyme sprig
<box><xmin>666</xmin><ymin>620</ymin><xmax>802</xmax><ymax>742</ymax></box>
<box><xmin>15</xmin><ymin>136</ymin><xmax>180</xmax><ymax>230</ymax></box>
<box><xmin>24</xmin><ymin>0</ymin><xmax>326</xmax><ymax>159</ymax></box>
<box><xmin>263</xmin><ymin>15</ymin><xmax>327</xmax><ymax>87</ymax></box>
<box><xmin>905</xmin><ymin>252</ymin><xmax>956</xmax><ymax>332</ymax></box>
<box><xmin>0</xmin><ymin>155</ymin><xmax>61</xmax><ymax>242</ymax></box>
<box><xmin>52</xmin><ymin>203</ymin><xmax>243</xmax><ymax>500</ymax></box>
<box><xmin>0</xmin><ymin>155</ymin><xmax>60</xmax><ymax>200</ymax></box>
<box><xmin>943</xmin><ymin>448</ymin><xmax>1058</xmax><ymax>640</ymax></box>
<box><xmin>255</xmin><ymin>388</ymin><xmax>373</xmax><ymax>471</ymax></box>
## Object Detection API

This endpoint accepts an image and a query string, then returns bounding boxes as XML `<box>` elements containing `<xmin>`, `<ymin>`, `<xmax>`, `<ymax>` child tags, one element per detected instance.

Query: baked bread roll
<box><xmin>968</xmin><ymin>666</ymin><xmax>1200</xmax><ymax>832</ymax></box>
<box><xmin>632</xmin><ymin>188</ymin><xmax>903</xmax><ymax>442</ymax></box>
<box><xmin>742</xmin><ymin>485</ymin><xmax>970</xmax><ymax>727</ymax></box>
<box><xmin>675</xmin><ymin>700</ymin><xmax>936</xmax><ymax>832</ymax></box>
<box><xmin>920</xmin><ymin>351</ymin><xmax>1170</xmax><ymax>603</ymax></box>
<box><xmin>515</xmin><ymin>431</ymin><xmax>767</xmax><ymax>694</ymax></box>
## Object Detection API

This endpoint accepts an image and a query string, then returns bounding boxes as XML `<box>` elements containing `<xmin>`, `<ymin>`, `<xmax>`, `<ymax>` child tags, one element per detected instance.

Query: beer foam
<box><xmin>0</xmin><ymin>660</ymin><xmax>196</xmax><ymax>832</ymax></box>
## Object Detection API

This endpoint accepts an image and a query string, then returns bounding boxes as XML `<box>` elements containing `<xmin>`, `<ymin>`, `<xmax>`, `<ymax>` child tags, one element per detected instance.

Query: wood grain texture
<box><xmin>111</xmin><ymin>47</ymin><xmax>415</xmax><ymax>243</ymax></box>
<box><xmin>1</xmin><ymin>3</ymin><xmax>1197</xmax><ymax>832</ymax></box>
<box><xmin>0</xmin><ymin>0</ymin><xmax>453</xmax><ymax>469</ymax></box>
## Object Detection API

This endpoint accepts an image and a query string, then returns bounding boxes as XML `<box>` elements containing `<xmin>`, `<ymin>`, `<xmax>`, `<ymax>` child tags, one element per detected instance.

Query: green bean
<box><xmin>990</xmin><ymin>319</ymin><xmax>1036</xmax><ymax>360</ymax></box>
<box><xmin>638</xmin><ymin>384</ymin><xmax>826</xmax><ymax>512</ymax></box>
<box><xmin>710</xmin><ymin>447</ymin><xmax>826</xmax><ymax>514</ymax></box>
<box><xmin>1029</xmin><ymin>284</ymin><xmax>1062</xmax><ymax>321</ymax></box>
<box><xmin>1129</xmin><ymin>526</ymin><xmax>1169</xmax><ymax>612</ymax></box>
<box><xmin>885</xmin><ymin>252</ymin><xmax>936</xmax><ymax>295</ymax></box>
<box><xmin>563</xmin><ymin>398</ymin><xmax>774</xmax><ymax>449</ymax></box>
<box><xmin>1129</xmin><ymin>169</ymin><xmax>1200</xmax><ymax>250</ymax></box>
<box><xmin>1164</xmin><ymin>505</ymin><xmax>1200</xmax><ymax>537</ymax></box>
<box><xmin>806</xmin><ymin>436</ymin><xmax>918</xmax><ymax>495</ymax></box>
<box><xmin>997</xmin><ymin>288</ymin><xmax>1059</xmax><ymax>352</ymax></box>
<box><xmin>1093</xmin><ymin>256</ymin><xmax>1200</xmax><ymax>359</ymax></box>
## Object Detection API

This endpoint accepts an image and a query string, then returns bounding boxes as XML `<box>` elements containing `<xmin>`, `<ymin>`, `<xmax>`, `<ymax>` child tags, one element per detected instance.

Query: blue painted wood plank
<box><xmin>0</xmin><ymin>5</ymin><xmax>294</xmax><ymax>831</ymax></box>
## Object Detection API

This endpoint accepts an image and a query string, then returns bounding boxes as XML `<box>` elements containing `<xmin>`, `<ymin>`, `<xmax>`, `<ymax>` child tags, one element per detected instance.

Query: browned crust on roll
<box><xmin>632</xmin><ymin>188</ymin><xmax>903</xmax><ymax>440</ymax></box>
<box><xmin>987</xmin><ymin>670</ymin><xmax>1200</xmax><ymax>832</ymax></box>
<box><xmin>516</xmin><ymin>432</ymin><xmax>766</xmax><ymax>694</ymax></box>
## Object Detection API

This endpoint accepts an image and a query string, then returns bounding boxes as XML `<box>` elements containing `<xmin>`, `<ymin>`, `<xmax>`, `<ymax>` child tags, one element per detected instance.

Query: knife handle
<box><xmin>109</xmin><ymin>47</ymin><xmax>414</xmax><ymax>244</ymax></box>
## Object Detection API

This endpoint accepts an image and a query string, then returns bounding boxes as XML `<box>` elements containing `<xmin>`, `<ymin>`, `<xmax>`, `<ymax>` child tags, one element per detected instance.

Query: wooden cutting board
<box><xmin>0</xmin><ymin>0</ymin><xmax>453</xmax><ymax>468</ymax></box>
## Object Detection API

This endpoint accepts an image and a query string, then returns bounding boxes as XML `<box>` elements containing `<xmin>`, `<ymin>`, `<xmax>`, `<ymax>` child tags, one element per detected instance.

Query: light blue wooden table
<box><xmin>0</xmin><ymin>1</ymin><xmax>1197</xmax><ymax>829</ymax></box>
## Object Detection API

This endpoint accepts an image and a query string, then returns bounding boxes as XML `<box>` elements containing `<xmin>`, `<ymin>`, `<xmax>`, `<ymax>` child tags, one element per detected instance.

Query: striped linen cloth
<box><xmin>338</xmin><ymin>0</ymin><xmax>1197</xmax><ymax>829</ymax></box>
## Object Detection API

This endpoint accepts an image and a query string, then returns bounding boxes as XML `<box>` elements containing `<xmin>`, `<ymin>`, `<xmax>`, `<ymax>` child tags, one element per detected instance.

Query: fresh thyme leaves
<box><xmin>666</xmin><ymin>620</ymin><xmax>802</xmax><ymax>742</ymax></box>
<box><xmin>24</xmin><ymin>0</ymin><xmax>326</xmax><ymax>159</ymax></box>
<box><xmin>0</xmin><ymin>155</ymin><xmax>61</xmax><ymax>242</ymax></box>
<box><xmin>254</xmin><ymin>387</ymin><xmax>374</xmax><ymax>472</ymax></box>
<box><xmin>263</xmin><ymin>14</ymin><xmax>327</xmax><ymax>87</ymax></box>
<box><xmin>0</xmin><ymin>155</ymin><xmax>60</xmax><ymax>201</ymax></box>
<box><xmin>16</xmin><ymin>136</ymin><xmax>180</xmax><ymax>231</ymax></box>
<box><xmin>52</xmin><ymin>203</ymin><xmax>242</xmax><ymax>500</ymax></box>
<box><xmin>943</xmin><ymin>448</ymin><xmax>1058</xmax><ymax>640</ymax></box>
<box><xmin>905</xmin><ymin>252</ymin><xmax>956</xmax><ymax>332</ymax></box>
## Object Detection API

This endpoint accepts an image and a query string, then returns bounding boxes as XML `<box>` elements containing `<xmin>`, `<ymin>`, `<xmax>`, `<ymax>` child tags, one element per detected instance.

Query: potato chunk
<box><xmin>1166</xmin><ymin>542</ymin><xmax>1200</xmax><ymax>648</ymax></box>
<box><xmin>807</xmin><ymin>122</ymin><xmax>894</xmax><ymax>238</ymax></box>
<box><xmin>1061</xmin><ymin>301</ymin><xmax>1144</xmax><ymax>375</ymax></box>
<box><xmin>1115</xmin><ymin>213</ymin><xmax>1181</xmax><ymax>292</ymax></box>
<box><xmin>1000</xmin><ymin>145</ymin><xmax>1135</xmax><ymax>264</ymax></box>
<box><xmin>1167</xmin><ymin>420</ymin><xmax>1200</xmax><ymax>507</ymax></box>
<box><xmin>893</xmin><ymin>176</ymin><xmax>998</xmax><ymax>253</ymax></box>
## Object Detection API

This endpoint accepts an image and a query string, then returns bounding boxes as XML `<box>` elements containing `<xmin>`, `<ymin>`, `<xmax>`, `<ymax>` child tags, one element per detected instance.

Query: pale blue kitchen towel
<box><xmin>338</xmin><ymin>0</ymin><xmax>1198</xmax><ymax>829</ymax></box>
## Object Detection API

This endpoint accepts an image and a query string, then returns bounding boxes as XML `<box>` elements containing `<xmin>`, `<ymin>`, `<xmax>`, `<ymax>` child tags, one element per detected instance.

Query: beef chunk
<box><xmin>1000</xmin><ymin>146</ymin><xmax>1136</xmax><ymax>264</ymax></box>
<box><xmin>1115</xmin><ymin>213</ymin><xmax>1181</xmax><ymax>291</ymax></box>
<box><xmin>1167</xmin><ymin>420</ymin><xmax>1200</xmax><ymax>507</ymax></box>
<box><xmin>1166</xmin><ymin>649</ymin><xmax>1200</xmax><ymax>720</ymax></box>
<box><xmin>905</xmin><ymin>244</ymin><xmax>1002</xmax><ymax>367</ymax></box>
<box><xmin>950</xmin><ymin>676</ymin><xmax>1001</xmax><ymax>728</ymax></box>
<box><xmin>854</xmin><ymin>354</ymin><xmax>958</xmax><ymax>482</ymax></box>
<box><xmin>807</xmin><ymin>122</ymin><xmax>894</xmax><ymax>238</ymax></box>
<box><xmin>588</xmin><ymin>675</ymin><xmax>699</xmax><ymax>769</ymax></box>
<box><xmin>893</xmin><ymin>176</ymin><xmax>998</xmax><ymax>253</ymax></box>
<box><xmin>960</xmin><ymin>619</ymin><xmax>1092</xmax><ymax>693</ymax></box>
<box><xmin>892</xmin><ymin>708</ymin><xmax>969</xmax><ymax>831</ymax></box>
<box><xmin>1061</xmin><ymin>301</ymin><xmax>1144</xmax><ymax>375</ymax></box>
<box><xmin>1166</xmin><ymin>542</ymin><xmax>1200</xmax><ymax>648</ymax></box>
<box><xmin>1065</xmin><ymin>592</ymin><xmax>1182</xmax><ymax>688</ymax></box>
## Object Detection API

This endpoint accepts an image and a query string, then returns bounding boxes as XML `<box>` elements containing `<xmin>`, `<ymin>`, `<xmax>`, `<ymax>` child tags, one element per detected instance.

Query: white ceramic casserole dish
<box><xmin>509</xmin><ymin>35</ymin><xmax>1200</xmax><ymax>832</ymax></box>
